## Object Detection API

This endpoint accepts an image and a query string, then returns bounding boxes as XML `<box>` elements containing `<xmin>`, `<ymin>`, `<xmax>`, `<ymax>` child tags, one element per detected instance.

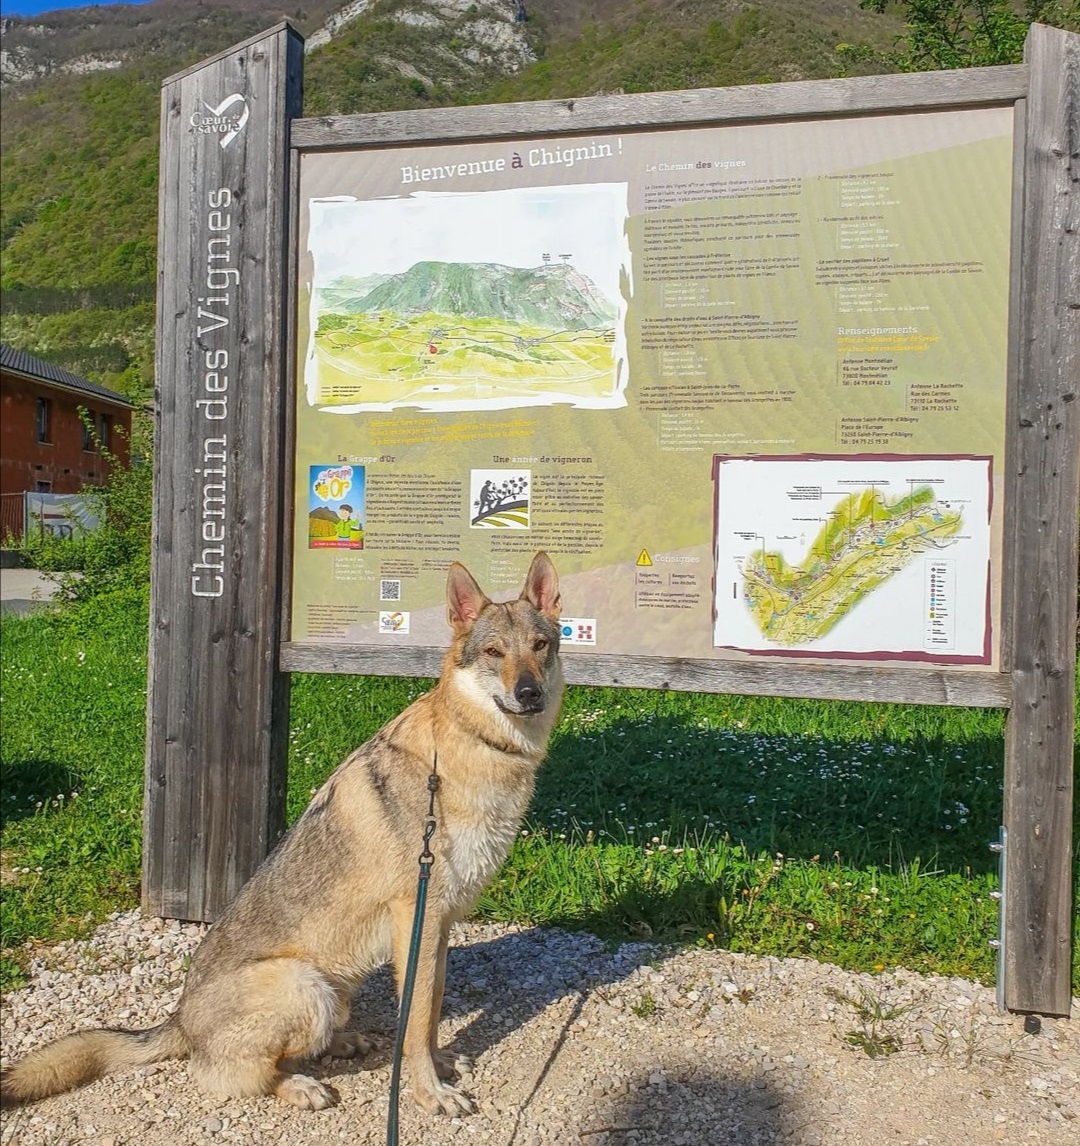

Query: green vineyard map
<box><xmin>742</xmin><ymin>487</ymin><xmax>963</xmax><ymax>645</ymax></box>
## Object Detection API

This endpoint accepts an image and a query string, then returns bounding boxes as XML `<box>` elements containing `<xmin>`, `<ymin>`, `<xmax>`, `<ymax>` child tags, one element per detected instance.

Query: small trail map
<box><xmin>743</xmin><ymin>486</ymin><xmax>963</xmax><ymax>645</ymax></box>
<box><xmin>713</xmin><ymin>456</ymin><xmax>992</xmax><ymax>662</ymax></box>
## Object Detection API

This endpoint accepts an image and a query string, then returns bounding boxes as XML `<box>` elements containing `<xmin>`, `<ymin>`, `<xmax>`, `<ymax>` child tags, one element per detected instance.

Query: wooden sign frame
<box><xmin>146</xmin><ymin>23</ymin><xmax>1077</xmax><ymax>1016</ymax></box>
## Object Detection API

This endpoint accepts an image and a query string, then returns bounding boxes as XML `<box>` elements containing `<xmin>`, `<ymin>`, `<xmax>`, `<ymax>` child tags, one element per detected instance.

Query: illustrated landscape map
<box><xmin>313</xmin><ymin>259</ymin><xmax>618</xmax><ymax>408</ymax></box>
<box><xmin>304</xmin><ymin>184</ymin><xmax>629</xmax><ymax>412</ymax></box>
<box><xmin>291</xmin><ymin>112</ymin><xmax>1011</xmax><ymax>665</ymax></box>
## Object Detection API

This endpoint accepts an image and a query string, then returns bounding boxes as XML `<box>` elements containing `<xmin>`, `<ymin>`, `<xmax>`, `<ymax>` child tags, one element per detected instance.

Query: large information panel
<box><xmin>289</xmin><ymin>108</ymin><xmax>1012</xmax><ymax>667</ymax></box>
<box><xmin>148</xmin><ymin>21</ymin><xmax>1077</xmax><ymax>1013</ymax></box>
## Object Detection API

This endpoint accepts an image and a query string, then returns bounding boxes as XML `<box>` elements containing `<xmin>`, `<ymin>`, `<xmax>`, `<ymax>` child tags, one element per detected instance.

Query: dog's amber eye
<box><xmin>533</xmin><ymin>638</ymin><xmax>548</xmax><ymax>652</ymax></box>
<box><xmin>484</xmin><ymin>646</ymin><xmax>503</xmax><ymax>658</ymax></box>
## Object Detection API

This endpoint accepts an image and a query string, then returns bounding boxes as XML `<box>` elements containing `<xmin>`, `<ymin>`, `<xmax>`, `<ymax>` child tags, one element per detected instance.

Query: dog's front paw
<box><xmin>325</xmin><ymin>1031</ymin><xmax>374</xmax><ymax>1059</ymax></box>
<box><xmin>432</xmin><ymin>1049</ymin><xmax>471</xmax><ymax>1080</ymax></box>
<box><xmin>275</xmin><ymin>1073</ymin><xmax>337</xmax><ymax>1110</ymax></box>
<box><xmin>412</xmin><ymin>1079</ymin><xmax>475</xmax><ymax>1116</ymax></box>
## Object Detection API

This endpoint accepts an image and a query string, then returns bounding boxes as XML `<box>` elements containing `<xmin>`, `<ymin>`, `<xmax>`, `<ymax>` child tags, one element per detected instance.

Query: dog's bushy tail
<box><xmin>0</xmin><ymin>1019</ymin><xmax>188</xmax><ymax>1105</ymax></box>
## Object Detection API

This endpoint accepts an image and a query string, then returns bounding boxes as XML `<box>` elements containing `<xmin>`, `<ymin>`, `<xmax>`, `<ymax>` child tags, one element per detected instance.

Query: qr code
<box><xmin>379</xmin><ymin>579</ymin><xmax>401</xmax><ymax>602</ymax></box>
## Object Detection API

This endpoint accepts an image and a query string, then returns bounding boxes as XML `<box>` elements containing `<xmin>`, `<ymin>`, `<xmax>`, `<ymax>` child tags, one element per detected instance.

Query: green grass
<box><xmin>2</xmin><ymin>591</ymin><xmax>1077</xmax><ymax>993</ymax></box>
<box><xmin>1</xmin><ymin>590</ymin><xmax>148</xmax><ymax>987</ymax></box>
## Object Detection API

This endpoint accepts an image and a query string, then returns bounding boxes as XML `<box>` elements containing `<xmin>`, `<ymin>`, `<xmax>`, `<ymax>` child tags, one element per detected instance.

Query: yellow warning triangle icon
<box><xmin>636</xmin><ymin>548</ymin><xmax>652</xmax><ymax>567</ymax></box>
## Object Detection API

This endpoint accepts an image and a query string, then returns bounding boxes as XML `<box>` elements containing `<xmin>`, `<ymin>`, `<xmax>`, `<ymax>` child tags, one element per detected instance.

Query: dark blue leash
<box><xmin>387</xmin><ymin>757</ymin><xmax>440</xmax><ymax>1146</ymax></box>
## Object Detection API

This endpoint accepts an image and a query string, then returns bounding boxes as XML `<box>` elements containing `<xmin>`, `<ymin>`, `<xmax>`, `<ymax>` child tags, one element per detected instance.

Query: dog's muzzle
<box><xmin>495</xmin><ymin>673</ymin><xmax>545</xmax><ymax>716</ymax></box>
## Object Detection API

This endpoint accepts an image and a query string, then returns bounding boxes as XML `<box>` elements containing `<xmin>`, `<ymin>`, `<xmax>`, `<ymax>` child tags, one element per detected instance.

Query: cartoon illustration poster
<box><xmin>308</xmin><ymin>464</ymin><xmax>365</xmax><ymax>549</ymax></box>
<box><xmin>290</xmin><ymin>109</ymin><xmax>1013</xmax><ymax>668</ymax></box>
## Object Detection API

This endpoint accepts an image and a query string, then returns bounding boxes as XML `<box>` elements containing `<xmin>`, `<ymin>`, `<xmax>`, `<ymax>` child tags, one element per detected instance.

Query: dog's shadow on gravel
<box><xmin>443</xmin><ymin>927</ymin><xmax>646</xmax><ymax>1060</ymax></box>
<box><xmin>327</xmin><ymin>926</ymin><xmax>656</xmax><ymax>1077</ymax></box>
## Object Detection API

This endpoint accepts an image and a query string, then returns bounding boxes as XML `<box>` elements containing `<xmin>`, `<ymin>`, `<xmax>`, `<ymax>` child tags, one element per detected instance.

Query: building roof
<box><xmin>0</xmin><ymin>343</ymin><xmax>134</xmax><ymax>408</ymax></box>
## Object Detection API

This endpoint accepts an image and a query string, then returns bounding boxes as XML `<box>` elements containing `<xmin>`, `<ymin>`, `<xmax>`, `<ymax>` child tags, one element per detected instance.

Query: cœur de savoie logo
<box><xmin>190</xmin><ymin>94</ymin><xmax>249</xmax><ymax>149</ymax></box>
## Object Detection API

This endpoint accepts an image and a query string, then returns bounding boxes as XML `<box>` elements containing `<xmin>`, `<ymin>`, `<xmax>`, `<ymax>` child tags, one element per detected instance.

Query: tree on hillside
<box><xmin>858</xmin><ymin>0</ymin><xmax>1077</xmax><ymax>69</ymax></box>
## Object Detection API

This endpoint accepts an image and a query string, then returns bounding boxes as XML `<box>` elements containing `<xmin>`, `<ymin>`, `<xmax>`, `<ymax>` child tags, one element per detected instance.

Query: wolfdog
<box><xmin>1</xmin><ymin>552</ymin><xmax>564</xmax><ymax>1116</ymax></box>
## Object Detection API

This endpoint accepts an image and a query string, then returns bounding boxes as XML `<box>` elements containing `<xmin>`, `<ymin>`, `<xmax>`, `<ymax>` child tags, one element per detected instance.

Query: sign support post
<box><xmin>1001</xmin><ymin>22</ymin><xmax>1079</xmax><ymax>1017</ymax></box>
<box><xmin>144</xmin><ymin>22</ymin><xmax>303</xmax><ymax>920</ymax></box>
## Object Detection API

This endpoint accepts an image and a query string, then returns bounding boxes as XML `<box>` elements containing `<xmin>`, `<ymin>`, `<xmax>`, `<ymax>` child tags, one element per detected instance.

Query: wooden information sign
<box><xmin>147</xmin><ymin>23</ymin><xmax>1077</xmax><ymax>1016</ymax></box>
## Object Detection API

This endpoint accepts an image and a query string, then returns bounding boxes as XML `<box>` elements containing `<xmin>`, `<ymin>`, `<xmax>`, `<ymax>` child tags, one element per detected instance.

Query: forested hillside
<box><xmin>0</xmin><ymin>0</ymin><xmax>1071</xmax><ymax>401</ymax></box>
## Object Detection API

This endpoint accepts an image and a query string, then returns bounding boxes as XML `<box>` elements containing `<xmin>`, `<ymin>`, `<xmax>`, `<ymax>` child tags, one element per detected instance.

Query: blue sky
<box><xmin>0</xmin><ymin>0</ymin><xmax>153</xmax><ymax>15</ymax></box>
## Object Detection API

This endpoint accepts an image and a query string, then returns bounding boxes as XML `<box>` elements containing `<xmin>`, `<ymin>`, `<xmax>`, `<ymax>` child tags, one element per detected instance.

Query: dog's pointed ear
<box><xmin>520</xmin><ymin>551</ymin><xmax>561</xmax><ymax>620</ymax></box>
<box><xmin>447</xmin><ymin>562</ymin><xmax>490</xmax><ymax>629</ymax></box>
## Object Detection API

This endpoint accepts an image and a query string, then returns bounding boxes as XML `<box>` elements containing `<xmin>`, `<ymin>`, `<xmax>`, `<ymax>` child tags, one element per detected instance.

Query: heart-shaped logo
<box><xmin>201</xmin><ymin>94</ymin><xmax>249</xmax><ymax>149</ymax></box>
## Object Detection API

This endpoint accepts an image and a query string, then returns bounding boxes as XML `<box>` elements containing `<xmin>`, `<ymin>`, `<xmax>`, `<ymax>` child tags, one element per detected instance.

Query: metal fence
<box><xmin>0</xmin><ymin>493</ymin><xmax>23</xmax><ymax>544</ymax></box>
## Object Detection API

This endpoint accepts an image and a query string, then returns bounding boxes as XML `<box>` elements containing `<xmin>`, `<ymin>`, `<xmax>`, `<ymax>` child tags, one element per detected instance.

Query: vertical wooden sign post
<box><xmin>144</xmin><ymin>23</ymin><xmax>303</xmax><ymax>920</ymax></box>
<box><xmin>1002</xmin><ymin>23</ymin><xmax>1079</xmax><ymax>1016</ymax></box>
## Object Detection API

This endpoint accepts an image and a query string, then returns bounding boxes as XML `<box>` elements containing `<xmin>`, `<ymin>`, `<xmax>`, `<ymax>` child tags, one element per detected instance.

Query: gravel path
<box><xmin>1</xmin><ymin>911</ymin><xmax>1077</xmax><ymax>1146</ymax></box>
